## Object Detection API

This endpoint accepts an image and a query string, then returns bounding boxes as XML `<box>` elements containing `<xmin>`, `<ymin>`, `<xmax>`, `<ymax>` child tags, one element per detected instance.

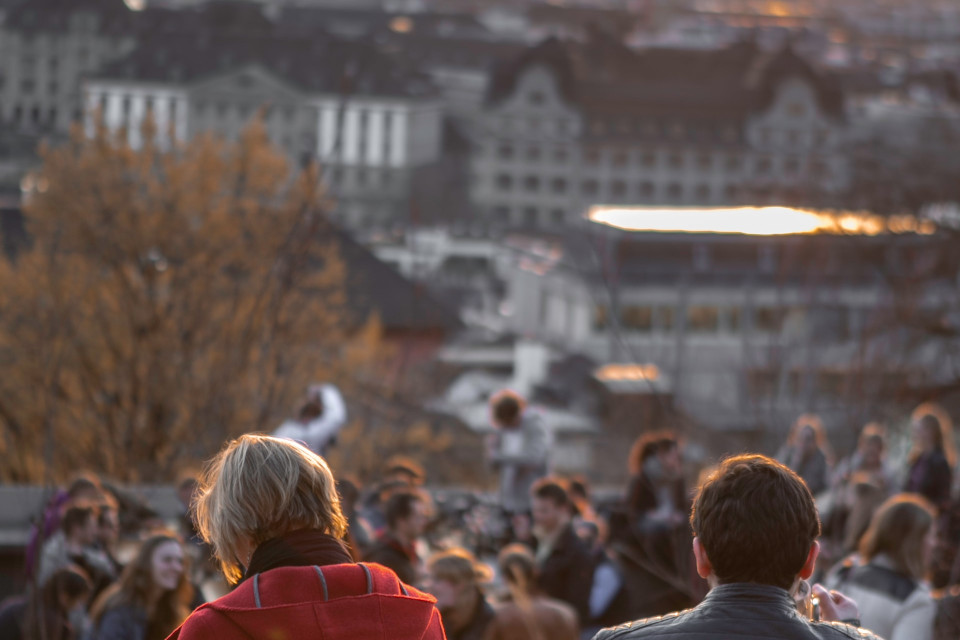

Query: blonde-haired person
<box><xmin>167</xmin><ymin>434</ymin><xmax>445</xmax><ymax>640</ymax></box>
<box><xmin>90</xmin><ymin>534</ymin><xmax>193</xmax><ymax>640</ymax></box>
<box><xmin>826</xmin><ymin>494</ymin><xmax>937</xmax><ymax>640</ymax></box>
<box><xmin>776</xmin><ymin>414</ymin><xmax>832</xmax><ymax>496</ymax></box>
<box><xmin>905</xmin><ymin>403</ymin><xmax>956</xmax><ymax>511</ymax></box>
<box><xmin>423</xmin><ymin>548</ymin><xmax>495</xmax><ymax>640</ymax></box>
<box><xmin>484</xmin><ymin>544</ymin><xmax>578</xmax><ymax>640</ymax></box>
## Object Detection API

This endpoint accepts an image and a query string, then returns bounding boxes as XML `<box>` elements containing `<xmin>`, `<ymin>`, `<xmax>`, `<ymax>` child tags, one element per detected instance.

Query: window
<box><xmin>724</xmin><ymin>184</ymin><xmax>739</xmax><ymax>201</ymax></box>
<box><xmin>591</xmin><ymin>120</ymin><xmax>606</xmax><ymax>135</ymax></box>
<box><xmin>497</xmin><ymin>144</ymin><xmax>514</xmax><ymax>160</ymax></box>
<box><xmin>553</xmin><ymin>147</ymin><xmax>569</xmax><ymax>163</ymax></box>
<box><xmin>593</xmin><ymin>305</ymin><xmax>609</xmax><ymax>331</ymax></box>
<box><xmin>551</xmin><ymin>208</ymin><xmax>565</xmax><ymax>224</ymax></box>
<box><xmin>668</xmin><ymin>153</ymin><xmax>683</xmax><ymax>170</ymax></box>
<box><xmin>622</xmin><ymin>306</ymin><xmax>653</xmax><ymax>331</ymax></box>
<box><xmin>787</xmin><ymin>102</ymin><xmax>807</xmax><ymax>118</ymax></box>
<box><xmin>523</xmin><ymin>176</ymin><xmax>540</xmax><ymax>192</ymax></box>
<box><xmin>694</xmin><ymin>184</ymin><xmax>710</xmax><ymax>202</ymax></box>
<box><xmin>20</xmin><ymin>78</ymin><xmax>35</xmax><ymax>94</ymax></box>
<box><xmin>526</xmin><ymin>146</ymin><xmax>541</xmax><ymax>162</ymax></box>
<box><xmin>814</xmin><ymin>130</ymin><xmax>829</xmax><ymax>146</ymax></box>
<box><xmin>687</xmin><ymin>306</ymin><xmax>720</xmax><ymax>332</ymax></box>
<box><xmin>639</xmin><ymin>182</ymin><xmax>654</xmax><ymax>198</ymax></box>
<box><xmin>759</xmin><ymin>128</ymin><xmax>772</xmax><ymax>144</ymax></box>
<box><xmin>522</xmin><ymin>206</ymin><xmax>538</xmax><ymax>226</ymax></box>
<box><xmin>496</xmin><ymin>174</ymin><xmax>513</xmax><ymax>191</ymax></box>
<box><xmin>725</xmin><ymin>155</ymin><xmax>741</xmax><ymax>172</ymax></box>
<box><xmin>585</xmin><ymin>148</ymin><xmax>601</xmax><ymax>165</ymax></box>
<box><xmin>756</xmin><ymin>156</ymin><xmax>772</xmax><ymax>175</ymax></box>
<box><xmin>657</xmin><ymin>307</ymin><xmax>675</xmax><ymax>331</ymax></box>
<box><xmin>727</xmin><ymin>307</ymin><xmax>741</xmax><ymax>332</ymax></box>
<box><xmin>787</xmin><ymin>130</ymin><xmax>800</xmax><ymax>146</ymax></box>
<box><xmin>612</xmin><ymin>150</ymin><xmax>628</xmax><ymax>168</ymax></box>
<box><xmin>697</xmin><ymin>153</ymin><xmax>712</xmax><ymax>170</ymax></box>
<box><xmin>47</xmin><ymin>107</ymin><xmax>56</xmax><ymax>125</ymax></box>
<box><xmin>551</xmin><ymin>177</ymin><xmax>567</xmax><ymax>194</ymax></box>
<box><xmin>669</xmin><ymin>122</ymin><xmax>685</xmax><ymax>140</ymax></box>
<box><xmin>785</xmin><ymin>157</ymin><xmax>800</xmax><ymax>175</ymax></box>
<box><xmin>754</xmin><ymin>307</ymin><xmax>784</xmax><ymax>332</ymax></box>
<box><xmin>642</xmin><ymin>152</ymin><xmax>657</xmax><ymax>168</ymax></box>
<box><xmin>611</xmin><ymin>180</ymin><xmax>627</xmax><ymax>198</ymax></box>
<box><xmin>666</xmin><ymin>183</ymin><xmax>682</xmax><ymax>201</ymax></box>
<box><xmin>581</xmin><ymin>179</ymin><xmax>599</xmax><ymax>196</ymax></box>
<box><xmin>528</xmin><ymin>90</ymin><xmax>544</xmax><ymax>106</ymax></box>
<box><xmin>48</xmin><ymin>82</ymin><xmax>58</xmax><ymax>95</ymax></box>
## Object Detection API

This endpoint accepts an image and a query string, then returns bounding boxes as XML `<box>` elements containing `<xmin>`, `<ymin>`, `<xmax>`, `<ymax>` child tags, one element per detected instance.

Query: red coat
<box><xmin>167</xmin><ymin>562</ymin><xmax>446</xmax><ymax>640</ymax></box>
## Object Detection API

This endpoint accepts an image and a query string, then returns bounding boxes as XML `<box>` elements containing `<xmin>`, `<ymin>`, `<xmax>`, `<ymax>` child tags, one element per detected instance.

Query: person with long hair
<box><xmin>827</xmin><ymin>494</ymin><xmax>938</xmax><ymax>640</ymax></box>
<box><xmin>167</xmin><ymin>434</ymin><xmax>445</xmax><ymax>639</ymax></box>
<box><xmin>905</xmin><ymin>403</ymin><xmax>956</xmax><ymax>511</ymax></box>
<box><xmin>89</xmin><ymin>534</ymin><xmax>193</xmax><ymax>640</ymax></box>
<box><xmin>0</xmin><ymin>565</ymin><xmax>91</xmax><ymax>640</ymax></box>
<box><xmin>777</xmin><ymin>414</ymin><xmax>832</xmax><ymax>496</ymax></box>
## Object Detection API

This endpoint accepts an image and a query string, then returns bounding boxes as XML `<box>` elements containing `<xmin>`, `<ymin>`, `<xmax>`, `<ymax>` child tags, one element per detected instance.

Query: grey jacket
<box><xmin>593</xmin><ymin>583</ymin><xmax>885</xmax><ymax>640</ymax></box>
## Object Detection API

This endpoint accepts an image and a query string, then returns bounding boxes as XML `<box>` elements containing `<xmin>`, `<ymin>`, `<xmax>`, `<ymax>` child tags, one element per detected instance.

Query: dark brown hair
<box><xmin>531</xmin><ymin>477</ymin><xmax>569</xmax><ymax>508</ymax></box>
<box><xmin>90</xmin><ymin>534</ymin><xmax>193</xmax><ymax>640</ymax></box>
<box><xmin>859</xmin><ymin>493</ymin><xmax>935</xmax><ymax>580</ymax></box>
<box><xmin>628</xmin><ymin>431</ymin><xmax>678</xmax><ymax>475</ymax></box>
<box><xmin>490</xmin><ymin>389</ymin><xmax>525</xmax><ymax>428</ymax></box>
<box><xmin>691</xmin><ymin>454</ymin><xmax>821</xmax><ymax>590</ymax></box>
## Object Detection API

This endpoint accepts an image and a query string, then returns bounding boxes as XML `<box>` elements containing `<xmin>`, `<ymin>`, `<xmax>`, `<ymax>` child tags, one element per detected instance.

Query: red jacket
<box><xmin>167</xmin><ymin>562</ymin><xmax>446</xmax><ymax>640</ymax></box>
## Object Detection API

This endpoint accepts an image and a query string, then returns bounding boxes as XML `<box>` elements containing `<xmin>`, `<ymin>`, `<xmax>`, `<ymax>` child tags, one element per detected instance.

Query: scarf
<box><xmin>243</xmin><ymin>529</ymin><xmax>352</xmax><ymax>582</ymax></box>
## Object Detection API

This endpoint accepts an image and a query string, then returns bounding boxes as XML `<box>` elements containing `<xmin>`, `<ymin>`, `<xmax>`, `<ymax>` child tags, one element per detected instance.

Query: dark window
<box><xmin>523</xmin><ymin>206</ymin><xmax>538</xmax><ymax>225</ymax></box>
<box><xmin>585</xmin><ymin>148</ymin><xmax>601</xmax><ymax>165</ymax></box>
<box><xmin>611</xmin><ymin>180</ymin><xmax>627</xmax><ymax>198</ymax></box>
<box><xmin>497</xmin><ymin>144</ymin><xmax>514</xmax><ymax>160</ymax></box>
<box><xmin>697</xmin><ymin>153</ymin><xmax>712</xmax><ymax>170</ymax></box>
<box><xmin>553</xmin><ymin>147</ymin><xmax>569</xmax><ymax>163</ymax></box>
<box><xmin>756</xmin><ymin>156</ymin><xmax>772</xmax><ymax>175</ymax></box>
<box><xmin>622</xmin><ymin>306</ymin><xmax>653</xmax><ymax>331</ymax></box>
<box><xmin>48</xmin><ymin>82</ymin><xmax>58</xmax><ymax>95</ymax></box>
<box><xmin>551</xmin><ymin>208</ymin><xmax>565</xmax><ymax>224</ymax></box>
<box><xmin>668</xmin><ymin>153</ymin><xmax>683</xmax><ymax>169</ymax></box>
<box><xmin>724</xmin><ymin>184</ymin><xmax>739</xmax><ymax>201</ymax></box>
<box><xmin>785</xmin><ymin>157</ymin><xmax>800</xmax><ymax>174</ymax></box>
<box><xmin>551</xmin><ymin>177</ymin><xmax>567</xmax><ymax>194</ymax></box>
<box><xmin>581</xmin><ymin>179</ymin><xmax>599</xmax><ymax>196</ymax></box>
<box><xmin>687</xmin><ymin>306</ymin><xmax>720</xmax><ymax>332</ymax></box>
<box><xmin>47</xmin><ymin>107</ymin><xmax>56</xmax><ymax>125</ymax></box>
<box><xmin>642</xmin><ymin>152</ymin><xmax>657</xmax><ymax>168</ymax></box>
<box><xmin>593</xmin><ymin>305</ymin><xmax>609</xmax><ymax>331</ymax></box>
<box><xmin>725</xmin><ymin>155</ymin><xmax>741</xmax><ymax>171</ymax></box>
<box><xmin>639</xmin><ymin>182</ymin><xmax>654</xmax><ymax>198</ymax></box>
<box><xmin>496</xmin><ymin>174</ymin><xmax>513</xmax><ymax>191</ymax></box>
<box><xmin>20</xmin><ymin>78</ymin><xmax>35</xmax><ymax>94</ymax></box>
<box><xmin>666</xmin><ymin>183</ymin><xmax>682</xmax><ymax>200</ymax></box>
<box><xmin>695</xmin><ymin>184</ymin><xmax>710</xmax><ymax>201</ymax></box>
<box><xmin>612</xmin><ymin>150</ymin><xmax>628</xmax><ymax>167</ymax></box>
<box><xmin>122</xmin><ymin>96</ymin><xmax>131</xmax><ymax>114</ymax></box>
<box><xmin>523</xmin><ymin>176</ymin><xmax>540</xmax><ymax>192</ymax></box>
<box><xmin>754</xmin><ymin>307</ymin><xmax>784</xmax><ymax>332</ymax></box>
<box><xmin>526</xmin><ymin>146</ymin><xmax>541</xmax><ymax>162</ymax></box>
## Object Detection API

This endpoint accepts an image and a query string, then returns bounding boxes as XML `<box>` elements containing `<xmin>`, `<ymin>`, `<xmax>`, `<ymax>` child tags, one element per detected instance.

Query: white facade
<box><xmin>85</xmin><ymin>82</ymin><xmax>189</xmax><ymax>148</ymax></box>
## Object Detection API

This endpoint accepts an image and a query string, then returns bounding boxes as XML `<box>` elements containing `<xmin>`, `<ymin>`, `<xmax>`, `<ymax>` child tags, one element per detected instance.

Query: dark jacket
<box><xmin>905</xmin><ymin>450</ymin><xmax>952</xmax><ymax>509</ymax></box>
<box><xmin>365</xmin><ymin>533</ymin><xmax>419</xmax><ymax>586</ymax></box>
<box><xmin>536</xmin><ymin>523</ymin><xmax>595</xmax><ymax>623</ymax></box>
<box><xmin>592</xmin><ymin>583</ymin><xmax>883</xmax><ymax>640</ymax></box>
<box><xmin>94</xmin><ymin>605</ymin><xmax>148</xmax><ymax>640</ymax></box>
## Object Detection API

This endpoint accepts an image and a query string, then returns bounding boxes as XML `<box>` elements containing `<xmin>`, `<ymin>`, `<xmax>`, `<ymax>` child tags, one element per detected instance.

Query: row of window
<box><xmin>592</xmin><ymin>304</ymin><xmax>818</xmax><ymax>334</ymax></box>
<box><xmin>491</xmin><ymin>175</ymin><xmax>801</xmax><ymax>202</ymax></box>
<box><xmin>490</xmin><ymin>144</ymin><xmax>828</xmax><ymax>175</ymax></box>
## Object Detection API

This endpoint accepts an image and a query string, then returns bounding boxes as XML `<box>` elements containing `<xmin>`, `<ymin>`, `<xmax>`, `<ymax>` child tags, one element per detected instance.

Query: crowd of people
<box><xmin>1</xmin><ymin>387</ymin><xmax>959</xmax><ymax>640</ymax></box>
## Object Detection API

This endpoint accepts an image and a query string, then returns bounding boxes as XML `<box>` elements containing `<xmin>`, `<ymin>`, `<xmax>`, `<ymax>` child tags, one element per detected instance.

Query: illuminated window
<box><xmin>754</xmin><ymin>307</ymin><xmax>784</xmax><ymax>332</ymax></box>
<box><xmin>687</xmin><ymin>306</ymin><xmax>720</xmax><ymax>332</ymax></box>
<box><xmin>593</xmin><ymin>305</ymin><xmax>609</xmax><ymax>330</ymax></box>
<box><xmin>657</xmin><ymin>307</ymin><xmax>675</xmax><ymax>331</ymax></box>
<box><xmin>622</xmin><ymin>306</ymin><xmax>653</xmax><ymax>331</ymax></box>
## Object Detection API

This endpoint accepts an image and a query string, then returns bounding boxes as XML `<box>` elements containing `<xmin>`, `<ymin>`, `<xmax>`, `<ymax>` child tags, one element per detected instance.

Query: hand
<box><xmin>813</xmin><ymin>584</ymin><xmax>860</xmax><ymax>624</ymax></box>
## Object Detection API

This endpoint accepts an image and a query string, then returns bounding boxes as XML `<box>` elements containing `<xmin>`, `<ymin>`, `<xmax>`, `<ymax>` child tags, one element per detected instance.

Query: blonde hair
<box><xmin>426</xmin><ymin>547</ymin><xmax>492</xmax><ymax>586</ymax></box>
<box><xmin>859</xmin><ymin>493</ymin><xmax>935</xmax><ymax>580</ymax></box>
<box><xmin>195</xmin><ymin>434</ymin><xmax>348</xmax><ymax>583</ymax></box>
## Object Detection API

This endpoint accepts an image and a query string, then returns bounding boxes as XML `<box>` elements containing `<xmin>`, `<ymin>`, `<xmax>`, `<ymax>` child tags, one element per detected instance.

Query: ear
<box><xmin>692</xmin><ymin>537</ymin><xmax>713</xmax><ymax>579</ymax></box>
<box><xmin>799</xmin><ymin>541</ymin><xmax>820</xmax><ymax>580</ymax></box>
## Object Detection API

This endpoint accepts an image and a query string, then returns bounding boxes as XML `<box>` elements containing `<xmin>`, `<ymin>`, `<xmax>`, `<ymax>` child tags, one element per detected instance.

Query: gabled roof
<box><xmin>488</xmin><ymin>37</ymin><xmax>845</xmax><ymax>120</ymax></box>
<box><xmin>92</xmin><ymin>33</ymin><xmax>437</xmax><ymax>99</ymax></box>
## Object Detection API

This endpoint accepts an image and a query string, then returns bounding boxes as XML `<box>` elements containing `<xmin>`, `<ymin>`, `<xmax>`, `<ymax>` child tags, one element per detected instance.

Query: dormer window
<box><xmin>528</xmin><ymin>90</ymin><xmax>544</xmax><ymax>106</ymax></box>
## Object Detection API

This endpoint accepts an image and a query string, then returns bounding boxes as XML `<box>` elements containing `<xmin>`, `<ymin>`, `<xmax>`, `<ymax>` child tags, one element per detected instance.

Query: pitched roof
<box><xmin>488</xmin><ymin>37</ymin><xmax>845</xmax><ymax>121</ymax></box>
<box><xmin>92</xmin><ymin>32</ymin><xmax>436</xmax><ymax>99</ymax></box>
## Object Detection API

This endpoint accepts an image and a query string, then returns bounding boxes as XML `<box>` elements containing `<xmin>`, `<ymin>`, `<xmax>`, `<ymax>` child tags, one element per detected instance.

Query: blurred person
<box><xmin>38</xmin><ymin>505</ymin><xmax>114</xmax><ymax>594</ymax></box>
<box><xmin>530</xmin><ymin>478</ymin><xmax>595</xmax><ymax>622</ymax></box>
<box><xmin>575</xmin><ymin>520</ymin><xmax>631</xmax><ymax>635</ymax></box>
<box><xmin>826</xmin><ymin>494</ymin><xmax>937</xmax><ymax>640</ymax></box>
<box><xmin>777</xmin><ymin>414</ymin><xmax>832</xmax><ymax>496</ymax></box>
<box><xmin>365</xmin><ymin>489</ymin><xmax>430</xmax><ymax>586</ymax></box>
<box><xmin>833</xmin><ymin>424</ymin><xmax>896</xmax><ymax>495</ymax></box>
<box><xmin>26</xmin><ymin>475</ymin><xmax>106</xmax><ymax>581</ymax></box>
<box><xmin>423</xmin><ymin>548</ymin><xmax>495</xmax><ymax>640</ymax></box>
<box><xmin>568</xmin><ymin>476</ymin><xmax>599</xmax><ymax>528</ymax></box>
<box><xmin>487</xmin><ymin>389</ymin><xmax>549</xmax><ymax>516</ymax></box>
<box><xmin>168</xmin><ymin>434</ymin><xmax>444</xmax><ymax>639</ymax></box>
<box><xmin>0</xmin><ymin>565</ymin><xmax>91</xmax><ymax>640</ymax></box>
<box><xmin>89</xmin><ymin>534</ymin><xmax>193</xmax><ymax>640</ymax></box>
<box><xmin>594</xmin><ymin>455</ymin><xmax>878</xmax><ymax>640</ymax></box>
<box><xmin>904</xmin><ymin>403</ymin><xmax>955</xmax><ymax>511</ymax></box>
<box><xmin>337</xmin><ymin>477</ymin><xmax>374</xmax><ymax>560</ymax></box>
<box><xmin>175</xmin><ymin>476</ymin><xmax>202</xmax><ymax>545</ymax></box>
<box><xmin>485</xmin><ymin>543</ymin><xmax>578</xmax><ymax>640</ymax></box>
<box><xmin>360</xmin><ymin>456</ymin><xmax>426</xmax><ymax>532</ymax></box>
<box><xmin>274</xmin><ymin>383</ymin><xmax>347</xmax><ymax>457</ymax></box>
<box><xmin>625</xmin><ymin>432</ymin><xmax>688</xmax><ymax>538</ymax></box>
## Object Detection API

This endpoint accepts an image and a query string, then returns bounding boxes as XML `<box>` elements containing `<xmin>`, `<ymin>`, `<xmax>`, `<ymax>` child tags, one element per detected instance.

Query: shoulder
<box><xmin>173</xmin><ymin>606</ymin><xmax>236</xmax><ymax>639</ymax></box>
<box><xmin>812</xmin><ymin>619</ymin><xmax>886</xmax><ymax>640</ymax></box>
<box><xmin>592</xmin><ymin>608</ymin><xmax>691</xmax><ymax>639</ymax></box>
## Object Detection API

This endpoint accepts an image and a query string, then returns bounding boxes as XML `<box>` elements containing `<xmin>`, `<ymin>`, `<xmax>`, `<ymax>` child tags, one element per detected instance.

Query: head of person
<box><xmin>490</xmin><ymin>389</ymin><xmax>525</xmax><ymax>430</ymax></box>
<box><xmin>910</xmin><ymin>403</ymin><xmax>956</xmax><ymax>466</ymax></box>
<box><xmin>691</xmin><ymin>454</ymin><xmax>821</xmax><ymax>591</ymax></box>
<box><xmin>788</xmin><ymin>414</ymin><xmax>826</xmax><ymax>457</ymax></box>
<box><xmin>383</xmin><ymin>456</ymin><xmax>426</xmax><ymax>487</ymax></box>
<box><xmin>628</xmin><ymin>431</ymin><xmax>682</xmax><ymax>480</ymax></box>
<box><xmin>385</xmin><ymin>490</ymin><xmax>429</xmax><ymax>542</ymax></box>
<box><xmin>424</xmin><ymin>548</ymin><xmax>491</xmax><ymax>616</ymax></box>
<box><xmin>177</xmin><ymin>476</ymin><xmax>200</xmax><ymax>510</ymax></box>
<box><xmin>531</xmin><ymin>478</ymin><xmax>571</xmax><ymax>536</ymax></box>
<box><xmin>498</xmin><ymin>543</ymin><xmax>539</xmax><ymax>596</ymax></box>
<box><xmin>65</xmin><ymin>474</ymin><xmax>105</xmax><ymax>504</ymax></box>
<box><xmin>27</xmin><ymin>565</ymin><xmax>92</xmax><ymax>638</ymax></box>
<box><xmin>337</xmin><ymin>477</ymin><xmax>361</xmax><ymax>516</ymax></box>
<box><xmin>91</xmin><ymin>534</ymin><xmax>192</xmax><ymax>640</ymax></box>
<box><xmin>194</xmin><ymin>434</ymin><xmax>347</xmax><ymax>583</ymax></box>
<box><xmin>859</xmin><ymin>493</ymin><xmax>936</xmax><ymax>580</ymax></box>
<box><xmin>97</xmin><ymin>506</ymin><xmax>120</xmax><ymax>547</ymax></box>
<box><xmin>857</xmin><ymin>423</ymin><xmax>886</xmax><ymax>468</ymax></box>
<box><xmin>62</xmin><ymin>505</ymin><xmax>98</xmax><ymax>547</ymax></box>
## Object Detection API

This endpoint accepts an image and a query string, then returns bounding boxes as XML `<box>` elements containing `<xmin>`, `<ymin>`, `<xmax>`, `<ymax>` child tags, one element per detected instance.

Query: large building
<box><xmin>82</xmin><ymin>31</ymin><xmax>444</xmax><ymax>228</ymax></box>
<box><xmin>469</xmin><ymin>37</ymin><xmax>850</xmax><ymax>228</ymax></box>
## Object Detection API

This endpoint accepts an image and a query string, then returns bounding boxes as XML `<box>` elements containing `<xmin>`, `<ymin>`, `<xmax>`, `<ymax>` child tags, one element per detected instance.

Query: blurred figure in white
<box><xmin>274</xmin><ymin>384</ymin><xmax>347</xmax><ymax>457</ymax></box>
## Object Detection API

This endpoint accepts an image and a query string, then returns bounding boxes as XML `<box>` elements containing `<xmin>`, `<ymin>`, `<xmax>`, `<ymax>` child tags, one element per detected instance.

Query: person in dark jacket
<box><xmin>904</xmin><ymin>404</ymin><xmax>955</xmax><ymax>511</ymax></box>
<box><xmin>777</xmin><ymin>414</ymin><xmax>832</xmax><ymax>497</ymax></box>
<box><xmin>365</xmin><ymin>489</ymin><xmax>429</xmax><ymax>586</ymax></box>
<box><xmin>168</xmin><ymin>434</ymin><xmax>445</xmax><ymax>640</ymax></box>
<box><xmin>0</xmin><ymin>565</ymin><xmax>91</xmax><ymax>640</ymax></box>
<box><xmin>593</xmin><ymin>454</ymin><xmax>882</xmax><ymax>640</ymax></box>
<box><xmin>530</xmin><ymin>478</ymin><xmax>595</xmax><ymax>623</ymax></box>
<box><xmin>423</xmin><ymin>547</ymin><xmax>495</xmax><ymax>640</ymax></box>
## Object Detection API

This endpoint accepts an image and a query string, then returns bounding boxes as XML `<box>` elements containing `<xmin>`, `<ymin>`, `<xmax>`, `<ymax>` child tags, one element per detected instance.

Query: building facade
<box><xmin>469</xmin><ymin>38</ymin><xmax>850</xmax><ymax>228</ymax></box>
